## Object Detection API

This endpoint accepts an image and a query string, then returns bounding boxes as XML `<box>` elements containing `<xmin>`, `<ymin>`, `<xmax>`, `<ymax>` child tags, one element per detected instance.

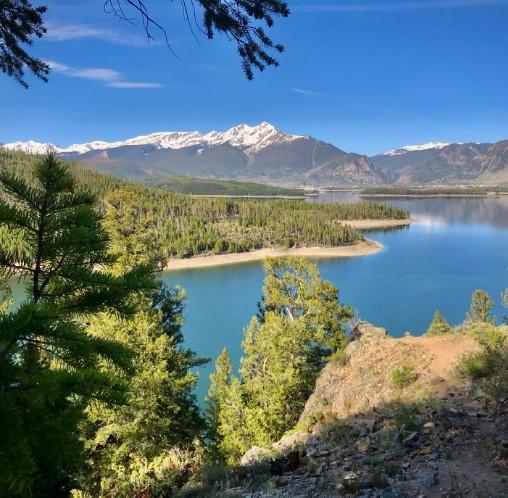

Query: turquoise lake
<box><xmin>7</xmin><ymin>194</ymin><xmax>508</xmax><ymax>402</ymax></box>
<box><xmin>161</xmin><ymin>193</ymin><xmax>508</xmax><ymax>401</ymax></box>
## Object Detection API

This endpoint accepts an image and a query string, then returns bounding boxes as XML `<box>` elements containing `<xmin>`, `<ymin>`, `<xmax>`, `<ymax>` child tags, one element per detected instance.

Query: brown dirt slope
<box><xmin>239</xmin><ymin>323</ymin><xmax>507</xmax><ymax>498</ymax></box>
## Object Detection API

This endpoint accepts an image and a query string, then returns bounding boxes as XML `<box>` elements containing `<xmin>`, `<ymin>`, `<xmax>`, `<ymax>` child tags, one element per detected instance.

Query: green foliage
<box><xmin>1</xmin><ymin>151</ymin><xmax>409</xmax><ymax>263</ymax></box>
<box><xmin>391</xmin><ymin>365</ymin><xmax>418</xmax><ymax>389</ymax></box>
<box><xmin>75</xmin><ymin>284</ymin><xmax>207</xmax><ymax>497</ymax></box>
<box><xmin>2</xmin><ymin>0</ymin><xmax>289</xmax><ymax>87</ymax></box>
<box><xmin>459</xmin><ymin>323</ymin><xmax>508</xmax><ymax>398</ymax></box>
<box><xmin>145</xmin><ymin>176</ymin><xmax>306</xmax><ymax>196</ymax></box>
<box><xmin>467</xmin><ymin>289</ymin><xmax>496</xmax><ymax>324</ymax></box>
<box><xmin>208</xmin><ymin>257</ymin><xmax>352</xmax><ymax>463</ymax></box>
<box><xmin>328</xmin><ymin>349</ymin><xmax>349</xmax><ymax>365</ymax></box>
<box><xmin>177</xmin><ymin>461</ymin><xmax>271</xmax><ymax>497</ymax></box>
<box><xmin>0</xmin><ymin>277</ymin><xmax>11</xmax><ymax>315</ymax></box>
<box><xmin>426</xmin><ymin>310</ymin><xmax>451</xmax><ymax>336</ymax></box>
<box><xmin>384</xmin><ymin>401</ymin><xmax>422</xmax><ymax>432</ymax></box>
<box><xmin>0</xmin><ymin>0</ymin><xmax>49</xmax><ymax>88</ymax></box>
<box><xmin>0</xmin><ymin>154</ymin><xmax>153</xmax><ymax>497</ymax></box>
<box><xmin>205</xmin><ymin>348</ymin><xmax>233</xmax><ymax>462</ymax></box>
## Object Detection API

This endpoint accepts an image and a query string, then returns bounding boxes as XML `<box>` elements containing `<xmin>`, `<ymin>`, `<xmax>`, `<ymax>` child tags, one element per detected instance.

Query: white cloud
<box><xmin>290</xmin><ymin>87</ymin><xmax>321</xmax><ymax>97</ymax></box>
<box><xmin>296</xmin><ymin>0</ymin><xmax>508</xmax><ymax>13</ymax></box>
<box><xmin>46</xmin><ymin>60</ymin><xmax>163</xmax><ymax>89</ymax></box>
<box><xmin>108</xmin><ymin>81</ymin><xmax>163</xmax><ymax>88</ymax></box>
<box><xmin>45</xmin><ymin>22</ymin><xmax>157</xmax><ymax>47</ymax></box>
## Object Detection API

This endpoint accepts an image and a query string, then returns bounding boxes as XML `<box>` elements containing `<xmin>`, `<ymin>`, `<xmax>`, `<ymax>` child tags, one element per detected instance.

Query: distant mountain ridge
<box><xmin>3</xmin><ymin>123</ymin><xmax>508</xmax><ymax>186</ymax></box>
<box><xmin>370</xmin><ymin>141</ymin><xmax>508</xmax><ymax>184</ymax></box>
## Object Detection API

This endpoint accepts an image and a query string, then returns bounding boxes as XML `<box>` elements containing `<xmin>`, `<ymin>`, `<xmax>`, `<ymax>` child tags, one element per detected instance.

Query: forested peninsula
<box><xmin>0</xmin><ymin>151</ymin><xmax>409</xmax><ymax>267</ymax></box>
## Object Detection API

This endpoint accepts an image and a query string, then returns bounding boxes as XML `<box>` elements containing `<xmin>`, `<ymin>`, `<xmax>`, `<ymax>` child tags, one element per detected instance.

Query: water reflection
<box><xmin>311</xmin><ymin>192</ymin><xmax>508</xmax><ymax>229</ymax></box>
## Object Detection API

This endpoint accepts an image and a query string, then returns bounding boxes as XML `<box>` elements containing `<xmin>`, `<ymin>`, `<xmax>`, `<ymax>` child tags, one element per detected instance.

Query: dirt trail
<box><xmin>401</xmin><ymin>334</ymin><xmax>479</xmax><ymax>379</ymax></box>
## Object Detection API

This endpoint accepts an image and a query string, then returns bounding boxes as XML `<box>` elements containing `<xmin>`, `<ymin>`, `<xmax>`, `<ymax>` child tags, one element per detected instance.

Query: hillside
<box><xmin>2</xmin><ymin>123</ymin><xmax>385</xmax><ymax>187</ymax></box>
<box><xmin>0</xmin><ymin>150</ymin><xmax>408</xmax><ymax>263</ymax></box>
<box><xmin>5</xmin><ymin>125</ymin><xmax>508</xmax><ymax>186</ymax></box>
<box><xmin>209</xmin><ymin>322</ymin><xmax>508</xmax><ymax>497</ymax></box>
<box><xmin>371</xmin><ymin>141</ymin><xmax>508</xmax><ymax>185</ymax></box>
<box><xmin>143</xmin><ymin>176</ymin><xmax>307</xmax><ymax>196</ymax></box>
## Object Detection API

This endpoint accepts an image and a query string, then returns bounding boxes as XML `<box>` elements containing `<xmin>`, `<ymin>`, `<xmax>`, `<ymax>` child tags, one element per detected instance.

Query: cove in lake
<box><xmin>7</xmin><ymin>194</ymin><xmax>508</xmax><ymax>402</ymax></box>
<box><xmin>161</xmin><ymin>193</ymin><xmax>508</xmax><ymax>401</ymax></box>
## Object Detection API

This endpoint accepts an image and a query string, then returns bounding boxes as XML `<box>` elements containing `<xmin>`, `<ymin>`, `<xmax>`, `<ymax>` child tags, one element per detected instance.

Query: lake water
<box><xmin>7</xmin><ymin>194</ymin><xmax>508</xmax><ymax>402</ymax></box>
<box><xmin>161</xmin><ymin>193</ymin><xmax>508</xmax><ymax>401</ymax></box>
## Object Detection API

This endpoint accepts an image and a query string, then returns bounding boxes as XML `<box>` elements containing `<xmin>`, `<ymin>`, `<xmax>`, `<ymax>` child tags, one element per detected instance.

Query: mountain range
<box><xmin>3</xmin><ymin>123</ymin><xmax>508</xmax><ymax>186</ymax></box>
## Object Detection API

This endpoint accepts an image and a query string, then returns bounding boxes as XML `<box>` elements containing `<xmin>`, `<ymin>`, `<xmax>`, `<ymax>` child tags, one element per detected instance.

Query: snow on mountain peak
<box><xmin>384</xmin><ymin>141</ymin><xmax>452</xmax><ymax>156</ymax></box>
<box><xmin>2</xmin><ymin>122</ymin><xmax>303</xmax><ymax>157</ymax></box>
<box><xmin>3</xmin><ymin>140</ymin><xmax>60</xmax><ymax>155</ymax></box>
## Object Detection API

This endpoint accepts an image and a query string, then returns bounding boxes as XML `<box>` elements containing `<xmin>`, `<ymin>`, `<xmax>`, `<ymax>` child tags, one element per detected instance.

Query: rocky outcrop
<box><xmin>296</xmin><ymin>322</ymin><xmax>476</xmax><ymax>426</ymax></box>
<box><xmin>234</xmin><ymin>324</ymin><xmax>508</xmax><ymax>497</ymax></box>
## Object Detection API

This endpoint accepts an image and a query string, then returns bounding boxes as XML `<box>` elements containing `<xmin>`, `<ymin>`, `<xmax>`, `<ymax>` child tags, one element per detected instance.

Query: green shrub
<box><xmin>426</xmin><ymin>310</ymin><xmax>451</xmax><ymax>336</ymax></box>
<box><xmin>459</xmin><ymin>325</ymin><xmax>508</xmax><ymax>398</ymax></box>
<box><xmin>391</xmin><ymin>365</ymin><xmax>418</xmax><ymax>389</ymax></box>
<box><xmin>304</xmin><ymin>411</ymin><xmax>326</xmax><ymax>429</ymax></box>
<box><xmin>328</xmin><ymin>349</ymin><xmax>349</xmax><ymax>365</ymax></box>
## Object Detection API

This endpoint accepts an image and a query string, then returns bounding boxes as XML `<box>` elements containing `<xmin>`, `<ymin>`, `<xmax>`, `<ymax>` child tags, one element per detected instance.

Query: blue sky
<box><xmin>1</xmin><ymin>0</ymin><xmax>507</xmax><ymax>155</ymax></box>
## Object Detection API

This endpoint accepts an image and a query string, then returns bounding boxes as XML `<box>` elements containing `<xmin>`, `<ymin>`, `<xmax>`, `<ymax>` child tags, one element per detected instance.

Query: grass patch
<box><xmin>328</xmin><ymin>349</ymin><xmax>349</xmax><ymax>365</ymax></box>
<box><xmin>391</xmin><ymin>365</ymin><xmax>418</xmax><ymax>389</ymax></box>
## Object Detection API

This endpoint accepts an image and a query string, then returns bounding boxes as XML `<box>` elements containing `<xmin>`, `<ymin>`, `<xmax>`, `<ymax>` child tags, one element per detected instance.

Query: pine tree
<box><xmin>216</xmin><ymin>376</ymin><xmax>250</xmax><ymax>464</ymax></box>
<box><xmin>102</xmin><ymin>188</ymin><xmax>163</xmax><ymax>273</ymax></box>
<box><xmin>76</xmin><ymin>286</ymin><xmax>207</xmax><ymax>497</ymax></box>
<box><xmin>0</xmin><ymin>277</ymin><xmax>11</xmax><ymax>315</ymax></box>
<box><xmin>427</xmin><ymin>310</ymin><xmax>451</xmax><ymax>336</ymax></box>
<box><xmin>0</xmin><ymin>0</ymin><xmax>49</xmax><ymax>87</ymax></box>
<box><xmin>76</xmin><ymin>204</ymin><xmax>206</xmax><ymax>496</ymax></box>
<box><xmin>467</xmin><ymin>289</ymin><xmax>495</xmax><ymax>324</ymax></box>
<box><xmin>209</xmin><ymin>257</ymin><xmax>352</xmax><ymax>463</ymax></box>
<box><xmin>0</xmin><ymin>154</ymin><xmax>154</xmax><ymax>497</ymax></box>
<box><xmin>206</xmin><ymin>348</ymin><xmax>233</xmax><ymax>461</ymax></box>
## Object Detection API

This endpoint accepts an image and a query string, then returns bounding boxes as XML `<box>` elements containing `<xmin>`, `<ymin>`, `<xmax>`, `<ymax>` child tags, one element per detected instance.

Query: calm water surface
<box><xmin>8</xmin><ymin>194</ymin><xmax>508</xmax><ymax>401</ymax></box>
<box><xmin>161</xmin><ymin>193</ymin><xmax>508</xmax><ymax>400</ymax></box>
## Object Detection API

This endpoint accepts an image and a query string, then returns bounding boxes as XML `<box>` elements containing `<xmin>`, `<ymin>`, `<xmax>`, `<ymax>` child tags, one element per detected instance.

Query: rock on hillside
<box><xmin>297</xmin><ymin>322</ymin><xmax>478</xmax><ymax>423</ymax></box>
<box><xmin>238</xmin><ymin>323</ymin><xmax>507</xmax><ymax>498</ymax></box>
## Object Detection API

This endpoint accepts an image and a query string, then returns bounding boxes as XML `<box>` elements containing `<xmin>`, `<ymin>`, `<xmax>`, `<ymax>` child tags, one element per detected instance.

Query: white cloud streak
<box><xmin>46</xmin><ymin>61</ymin><xmax>162</xmax><ymax>89</ymax></box>
<box><xmin>295</xmin><ymin>0</ymin><xmax>508</xmax><ymax>13</ymax></box>
<box><xmin>290</xmin><ymin>88</ymin><xmax>322</xmax><ymax>97</ymax></box>
<box><xmin>45</xmin><ymin>22</ymin><xmax>158</xmax><ymax>47</ymax></box>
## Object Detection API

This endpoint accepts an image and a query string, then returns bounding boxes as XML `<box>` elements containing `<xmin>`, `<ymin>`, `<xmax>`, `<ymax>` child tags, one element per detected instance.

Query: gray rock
<box><xmin>415</xmin><ymin>469</ymin><xmax>438</xmax><ymax>488</ymax></box>
<box><xmin>349</xmin><ymin>321</ymin><xmax>388</xmax><ymax>343</ymax></box>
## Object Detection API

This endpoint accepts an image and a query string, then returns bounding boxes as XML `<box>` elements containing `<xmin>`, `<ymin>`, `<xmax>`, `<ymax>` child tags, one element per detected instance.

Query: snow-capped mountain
<box><xmin>3</xmin><ymin>122</ymin><xmax>304</xmax><ymax>157</ymax></box>
<box><xmin>2</xmin><ymin>122</ymin><xmax>385</xmax><ymax>186</ymax></box>
<box><xmin>383</xmin><ymin>142</ymin><xmax>452</xmax><ymax>156</ymax></box>
<box><xmin>5</xmin><ymin>125</ymin><xmax>506</xmax><ymax>185</ymax></box>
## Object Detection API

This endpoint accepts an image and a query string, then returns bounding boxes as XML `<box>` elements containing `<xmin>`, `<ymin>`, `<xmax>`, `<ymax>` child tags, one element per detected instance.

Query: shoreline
<box><xmin>164</xmin><ymin>239</ymin><xmax>383</xmax><ymax>271</ymax></box>
<box><xmin>337</xmin><ymin>218</ymin><xmax>412</xmax><ymax>229</ymax></box>
<box><xmin>360</xmin><ymin>193</ymin><xmax>507</xmax><ymax>199</ymax></box>
<box><xmin>164</xmin><ymin>218</ymin><xmax>412</xmax><ymax>271</ymax></box>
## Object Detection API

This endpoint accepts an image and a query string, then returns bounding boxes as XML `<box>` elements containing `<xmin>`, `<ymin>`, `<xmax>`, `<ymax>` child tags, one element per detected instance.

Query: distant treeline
<box><xmin>1</xmin><ymin>150</ymin><xmax>409</xmax><ymax>260</ymax></box>
<box><xmin>144</xmin><ymin>175</ymin><xmax>308</xmax><ymax>196</ymax></box>
<box><xmin>360</xmin><ymin>185</ymin><xmax>508</xmax><ymax>197</ymax></box>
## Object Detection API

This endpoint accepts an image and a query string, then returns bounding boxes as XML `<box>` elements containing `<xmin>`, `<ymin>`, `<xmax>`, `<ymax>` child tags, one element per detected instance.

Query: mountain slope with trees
<box><xmin>6</xmin><ymin>125</ymin><xmax>508</xmax><ymax>186</ymax></box>
<box><xmin>0</xmin><ymin>150</ymin><xmax>408</xmax><ymax>264</ymax></box>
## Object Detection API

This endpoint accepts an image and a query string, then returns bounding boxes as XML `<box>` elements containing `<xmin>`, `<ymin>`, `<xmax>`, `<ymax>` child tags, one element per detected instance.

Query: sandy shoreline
<box><xmin>337</xmin><ymin>218</ymin><xmax>412</xmax><ymax>229</ymax></box>
<box><xmin>164</xmin><ymin>218</ymin><xmax>412</xmax><ymax>271</ymax></box>
<box><xmin>164</xmin><ymin>239</ymin><xmax>383</xmax><ymax>271</ymax></box>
